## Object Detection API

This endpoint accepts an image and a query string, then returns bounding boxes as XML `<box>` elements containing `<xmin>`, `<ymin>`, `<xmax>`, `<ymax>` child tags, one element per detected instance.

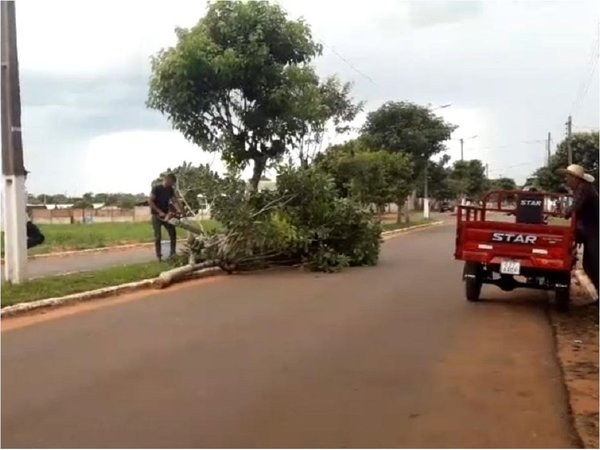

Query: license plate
<box><xmin>500</xmin><ymin>260</ymin><xmax>521</xmax><ymax>275</ymax></box>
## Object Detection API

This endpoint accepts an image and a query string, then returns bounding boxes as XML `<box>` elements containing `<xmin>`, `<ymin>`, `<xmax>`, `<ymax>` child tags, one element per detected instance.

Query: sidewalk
<box><xmin>1</xmin><ymin>246</ymin><xmax>157</xmax><ymax>280</ymax></box>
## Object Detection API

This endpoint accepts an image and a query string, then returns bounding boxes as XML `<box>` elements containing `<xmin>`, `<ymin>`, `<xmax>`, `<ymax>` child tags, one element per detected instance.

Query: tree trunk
<box><xmin>249</xmin><ymin>156</ymin><xmax>267</xmax><ymax>193</ymax></box>
<box><xmin>396</xmin><ymin>198</ymin><xmax>404</xmax><ymax>224</ymax></box>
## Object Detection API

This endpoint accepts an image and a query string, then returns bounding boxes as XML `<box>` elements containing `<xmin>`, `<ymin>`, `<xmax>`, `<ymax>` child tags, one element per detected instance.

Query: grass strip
<box><xmin>1</xmin><ymin>261</ymin><xmax>170</xmax><ymax>307</ymax></box>
<box><xmin>1</xmin><ymin>220</ymin><xmax>220</xmax><ymax>256</ymax></box>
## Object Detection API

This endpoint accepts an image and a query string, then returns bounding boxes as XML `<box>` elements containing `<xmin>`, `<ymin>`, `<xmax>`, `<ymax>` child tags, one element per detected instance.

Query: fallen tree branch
<box><xmin>154</xmin><ymin>260</ymin><xmax>219</xmax><ymax>289</ymax></box>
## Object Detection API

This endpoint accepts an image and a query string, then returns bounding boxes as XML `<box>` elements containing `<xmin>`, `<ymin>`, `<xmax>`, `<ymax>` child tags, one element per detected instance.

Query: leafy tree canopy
<box><xmin>532</xmin><ymin>132</ymin><xmax>598</xmax><ymax>192</ymax></box>
<box><xmin>148</xmin><ymin>0</ymin><xmax>351</xmax><ymax>190</ymax></box>
<box><xmin>360</xmin><ymin>101</ymin><xmax>457</xmax><ymax>176</ymax></box>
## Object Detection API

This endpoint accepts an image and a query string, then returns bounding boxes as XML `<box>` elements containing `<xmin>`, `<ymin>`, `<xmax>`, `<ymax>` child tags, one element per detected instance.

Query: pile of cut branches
<box><xmin>175</xmin><ymin>167</ymin><xmax>382</xmax><ymax>273</ymax></box>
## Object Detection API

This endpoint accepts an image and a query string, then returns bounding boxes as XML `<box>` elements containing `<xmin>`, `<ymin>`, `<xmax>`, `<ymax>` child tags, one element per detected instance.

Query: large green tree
<box><xmin>360</xmin><ymin>101</ymin><xmax>456</xmax><ymax>176</ymax></box>
<box><xmin>488</xmin><ymin>177</ymin><xmax>517</xmax><ymax>191</ymax></box>
<box><xmin>532</xmin><ymin>132</ymin><xmax>599</xmax><ymax>192</ymax></box>
<box><xmin>148</xmin><ymin>1</ymin><xmax>333</xmax><ymax>191</ymax></box>
<box><xmin>317</xmin><ymin>140</ymin><xmax>413</xmax><ymax>221</ymax></box>
<box><xmin>288</xmin><ymin>75</ymin><xmax>361</xmax><ymax>169</ymax></box>
<box><xmin>360</xmin><ymin>101</ymin><xmax>456</xmax><ymax>221</ymax></box>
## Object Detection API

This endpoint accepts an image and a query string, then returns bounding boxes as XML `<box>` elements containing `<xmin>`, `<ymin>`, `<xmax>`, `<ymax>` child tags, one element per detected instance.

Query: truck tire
<box><xmin>464</xmin><ymin>262</ymin><xmax>482</xmax><ymax>302</ymax></box>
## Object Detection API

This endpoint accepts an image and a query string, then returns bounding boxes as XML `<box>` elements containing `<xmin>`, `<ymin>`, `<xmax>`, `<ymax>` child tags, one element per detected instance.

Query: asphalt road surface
<box><xmin>1</xmin><ymin>224</ymin><xmax>578</xmax><ymax>448</ymax></box>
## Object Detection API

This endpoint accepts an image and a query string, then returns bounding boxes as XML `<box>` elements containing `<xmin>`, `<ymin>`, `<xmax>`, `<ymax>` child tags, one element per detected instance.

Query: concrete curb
<box><xmin>1</xmin><ymin>239</ymin><xmax>188</xmax><ymax>263</ymax></box>
<box><xmin>381</xmin><ymin>220</ymin><xmax>443</xmax><ymax>238</ymax></box>
<box><xmin>0</xmin><ymin>267</ymin><xmax>222</xmax><ymax>318</ymax></box>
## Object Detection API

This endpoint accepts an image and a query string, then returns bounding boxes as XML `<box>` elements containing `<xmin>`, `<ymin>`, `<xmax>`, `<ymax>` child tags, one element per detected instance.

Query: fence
<box><xmin>30</xmin><ymin>206</ymin><xmax>152</xmax><ymax>225</ymax></box>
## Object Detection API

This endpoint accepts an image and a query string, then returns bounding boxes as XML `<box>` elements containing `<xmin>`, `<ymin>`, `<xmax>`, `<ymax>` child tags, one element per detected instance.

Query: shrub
<box><xmin>185</xmin><ymin>166</ymin><xmax>382</xmax><ymax>272</ymax></box>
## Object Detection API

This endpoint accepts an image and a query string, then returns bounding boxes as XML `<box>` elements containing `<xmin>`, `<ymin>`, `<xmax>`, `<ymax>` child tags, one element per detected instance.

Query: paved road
<box><xmin>1</xmin><ymin>224</ymin><xmax>578</xmax><ymax>448</ymax></box>
<box><xmin>2</xmin><ymin>246</ymin><xmax>157</xmax><ymax>280</ymax></box>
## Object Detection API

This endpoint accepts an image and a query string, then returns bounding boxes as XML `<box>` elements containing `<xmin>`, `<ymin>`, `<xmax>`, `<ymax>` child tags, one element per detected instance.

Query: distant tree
<box><xmin>72</xmin><ymin>199</ymin><xmax>94</xmax><ymax>209</ymax></box>
<box><xmin>317</xmin><ymin>141</ymin><xmax>413</xmax><ymax>221</ymax></box>
<box><xmin>448</xmin><ymin>160</ymin><xmax>488</xmax><ymax>200</ymax></box>
<box><xmin>360</xmin><ymin>101</ymin><xmax>456</xmax><ymax>177</ymax></box>
<box><xmin>488</xmin><ymin>177</ymin><xmax>517</xmax><ymax>191</ymax></box>
<box><xmin>42</xmin><ymin>194</ymin><xmax>69</xmax><ymax>205</ymax></box>
<box><xmin>532</xmin><ymin>132</ymin><xmax>599</xmax><ymax>192</ymax></box>
<box><xmin>27</xmin><ymin>194</ymin><xmax>41</xmax><ymax>205</ymax></box>
<box><xmin>360</xmin><ymin>101</ymin><xmax>456</xmax><ymax>221</ymax></box>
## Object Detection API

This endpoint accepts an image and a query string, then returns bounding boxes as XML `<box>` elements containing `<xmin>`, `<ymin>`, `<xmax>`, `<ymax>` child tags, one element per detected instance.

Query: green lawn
<box><xmin>1</xmin><ymin>220</ymin><xmax>220</xmax><ymax>256</ymax></box>
<box><xmin>1</xmin><ymin>262</ymin><xmax>171</xmax><ymax>307</ymax></box>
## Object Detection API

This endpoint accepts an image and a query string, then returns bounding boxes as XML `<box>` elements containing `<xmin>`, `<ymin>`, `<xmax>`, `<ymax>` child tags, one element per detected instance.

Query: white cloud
<box><xmin>81</xmin><ymin>130</ymin><xmax>227</xmax><ymax>195</ymax></box>
<box><xmin>16</xmin><ymin>0</ymin><xmax>206</xmax><ymax>76</ymax></box>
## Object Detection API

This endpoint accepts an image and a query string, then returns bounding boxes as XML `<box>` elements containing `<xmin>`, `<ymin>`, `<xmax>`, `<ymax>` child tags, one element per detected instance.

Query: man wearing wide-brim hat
<box><xmin>557</xmin><ymin>164</ymin><xmax>599</xmax><ymax>303</ymax></box>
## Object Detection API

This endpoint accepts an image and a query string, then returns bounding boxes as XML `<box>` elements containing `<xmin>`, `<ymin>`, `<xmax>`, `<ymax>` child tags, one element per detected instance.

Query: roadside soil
<box><xmin>551</xmin><ymin>278</ymin><xmax>599</xmax><ymax>449</ymax></box>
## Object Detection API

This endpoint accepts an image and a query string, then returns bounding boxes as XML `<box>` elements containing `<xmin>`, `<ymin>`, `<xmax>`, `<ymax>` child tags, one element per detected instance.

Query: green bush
<box><xmin>187</xmin><ymin>166</ymin><xmax>382</xmax><ymax>272</ymax></box>
<box><xmin>276</xmin><ymin>167</ymin><xmax>382</xmax><ymax>270</ymax></box>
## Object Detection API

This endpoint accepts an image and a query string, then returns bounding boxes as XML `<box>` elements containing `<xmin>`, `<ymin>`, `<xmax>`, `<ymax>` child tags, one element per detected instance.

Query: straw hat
<box><xmin>556</xmin><ymin>164</ymin><xmax>595</xmax><ymax>183</ymax></box>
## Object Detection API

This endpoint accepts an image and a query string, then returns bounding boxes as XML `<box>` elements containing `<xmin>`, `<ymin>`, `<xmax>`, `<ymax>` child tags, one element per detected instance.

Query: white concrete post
<box><xmin>3</xmin><ymin>175</ymin><xmax>27</xmax><ymax>282</ymax></box>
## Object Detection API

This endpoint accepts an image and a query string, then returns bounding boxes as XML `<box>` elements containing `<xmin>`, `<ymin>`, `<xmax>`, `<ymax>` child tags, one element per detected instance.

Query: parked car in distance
<box><xmin>439</xmin><ymin>200</ymin><xmax>453</xmax><ymax>212</ymax></box>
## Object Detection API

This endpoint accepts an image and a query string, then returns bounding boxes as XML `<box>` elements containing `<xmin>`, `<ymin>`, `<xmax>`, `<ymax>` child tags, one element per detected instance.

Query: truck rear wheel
<box><xmin>464</xmin><ymin>262</ymin><xmax>482</xmax><ymax>302</ymax></box>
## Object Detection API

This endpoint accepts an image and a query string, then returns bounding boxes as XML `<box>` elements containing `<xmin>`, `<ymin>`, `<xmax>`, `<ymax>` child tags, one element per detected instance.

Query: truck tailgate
<box><xmin>455</xmin><ymin>221</ymin><xmax>574</xmax><ymax>271</ymax></box>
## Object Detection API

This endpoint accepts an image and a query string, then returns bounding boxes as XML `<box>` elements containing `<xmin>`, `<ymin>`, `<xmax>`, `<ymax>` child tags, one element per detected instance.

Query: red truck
<box><xmin>454</xmin><ymin>190</ymin><xmax>576</xmax><ymax>310</ymax></box>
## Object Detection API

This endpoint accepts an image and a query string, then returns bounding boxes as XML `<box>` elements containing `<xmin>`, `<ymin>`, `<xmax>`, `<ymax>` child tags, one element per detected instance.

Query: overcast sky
<box><xmin>11</xmin><ymin>0</ymin><xmax>600</xmax><ymax>196</ymax></box>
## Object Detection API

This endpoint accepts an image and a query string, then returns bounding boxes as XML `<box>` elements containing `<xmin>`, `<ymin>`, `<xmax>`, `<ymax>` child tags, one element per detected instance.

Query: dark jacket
<box><xmin>566</xmin><ymin>181</ymin><xmax>599</xmax><ymax>236</ymax></box>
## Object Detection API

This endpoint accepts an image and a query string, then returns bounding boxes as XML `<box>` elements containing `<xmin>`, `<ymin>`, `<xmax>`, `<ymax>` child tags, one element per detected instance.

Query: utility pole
<box><xmin>547</xmin><ymin>132</ymin><xmax>552</xmax><ymax>166</ymax></box>
<box><xmin>566</xmin><ymin>116</ymin><xmax>573</xmax><ymax>164</ymax></box>
<box><xmin>458</xmin><ymin>135</ymin><xmax>478</xmax><ymax>161</ymax></box>
<box><xmin>423</xmin><ymin>162</ymin><xmax>429</xmax><ymax>219</ymax></box>
<box><xmin>485</xmin><ymin>163</ymin><xmax>489</xmax><ymax>178</ymax></box>
<box><xmin>1</xmin><ymin>1</ymin><xmax>27</xmax><ymax>283</ymax></box>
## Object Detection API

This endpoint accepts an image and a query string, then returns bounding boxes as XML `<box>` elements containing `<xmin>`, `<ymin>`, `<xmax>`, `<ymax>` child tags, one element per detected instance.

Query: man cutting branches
<box><xmin>149</xmin><ymin>173</ymin><xmax>183</xmax><ymax>262</ymax></box>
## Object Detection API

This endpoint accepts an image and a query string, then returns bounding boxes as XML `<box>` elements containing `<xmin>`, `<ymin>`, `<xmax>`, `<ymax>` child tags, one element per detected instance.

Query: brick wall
<box><xmin>30</xmin><ymin>207</ymin><xmax>151</xmax><ymax>224</ymax></box>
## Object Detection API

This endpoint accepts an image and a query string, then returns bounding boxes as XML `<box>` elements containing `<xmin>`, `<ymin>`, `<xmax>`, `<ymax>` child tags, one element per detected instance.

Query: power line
<box><xmin>572</xmin><ymin>57</ymin><xmax>598</xmax><ymax>114</ymax></box>
<box><xmin>462</xmin><ymin>138</ymin><xmax>546</xmax><ymax>152</ymax></box>
<box><xmin>570</xmin><ymin>24</ymin><xmax>600</xmax><ymax>115</ymax></box>
<box><xmin>487</xmin><ymin>160</ymin><xmax>542</xmax><ymax>174</ymax></box>
<box><xmin>314</xmin><ymin>35</ymin><xmax>376</xmax><ymax>85</ymax></box>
